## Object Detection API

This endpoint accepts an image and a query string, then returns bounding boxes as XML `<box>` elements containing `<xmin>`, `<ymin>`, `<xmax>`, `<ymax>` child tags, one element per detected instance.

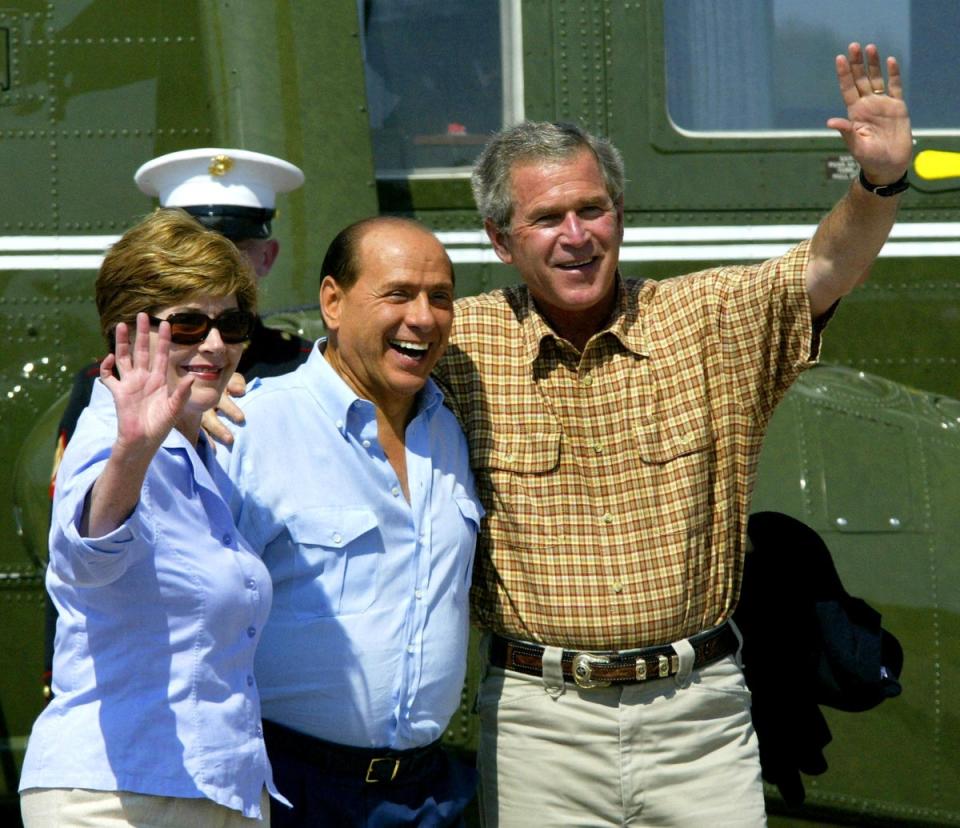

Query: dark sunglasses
<box><xmin>147</xmin><ymin>309</ymin><xmax>256</xmax><ymax>345</ymax></box>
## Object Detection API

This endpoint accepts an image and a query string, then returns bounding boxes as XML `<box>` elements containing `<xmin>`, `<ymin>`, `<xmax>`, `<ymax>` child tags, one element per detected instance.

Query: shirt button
<box><xmin>612</xmin><ymin>580</ymin><xmax>624</xmax><ymax>593</ymax></box>
<box><xmin>256</xmin><ymin>726</ymin><xmax>263</xmax><ymax>738</ymax></box>
<box><xmin>391</xmin><ymin>486</ymin><xmax>400</xmax><ymax>497</ymax></box>
<box><xmin>247</xmin><ymin>626</ymin><xmax>256</xmax><ymax>638</ymax></box>
<box><xmin>581</xmin><ymin>375</ymin><xmax>593</xmax><ymax>387</ymax></box>
<box><xmin>336</xmin><ymin>419</ymin><xmax>344</xmax><ymax>429</ymax></box>
<box><xmin>247</xmin><ymin>675</ymin><xmax>255</xmax><ymax>687</ymax></box>
<box><xmin>332</xmin><ymin>532</ymin><xmax>343</xmax><ymax>544</ymax></box>
<box><xmin>222</xmin><ymin>533</ymin><xmax>232</xmax><ymax>546</ymax></box>
<box><xmin>602</xmin><ymin>512</ymin><xmax>614</xmax><ymax>525</ymax></box>
<box><xmin>407</xmin><ymin>644</ymin><xmax>415</xmax><ymax>654</ymax></box>
<box><xmin>592</xmin><ymin>441</ymin><xmax>603</xmax><ymax>454</ymax></box>
<box><xmin>362</xmin><ymin>439</ymin><xmax>371</xmax><ymax>449</ymax></box>
<box><xmin>246</xmin><ymin>578</ymin><xmax>256</xmax><ymax>590</ymax></box>
<box><xmin>415</xmin><ymin>589</ymin><xmax>423</xmax><ymax>600</ymax></box>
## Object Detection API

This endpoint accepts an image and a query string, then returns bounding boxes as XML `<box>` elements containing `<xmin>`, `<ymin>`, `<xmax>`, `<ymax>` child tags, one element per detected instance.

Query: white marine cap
<box><xmin>134</xmin><ymin>148</ymin><xmax>305</xmax><ymax>239</ymax></box>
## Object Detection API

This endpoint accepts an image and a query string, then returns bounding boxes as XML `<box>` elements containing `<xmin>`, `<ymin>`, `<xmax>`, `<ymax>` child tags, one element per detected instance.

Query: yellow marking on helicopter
<box><xmin>914</xmin><ymin>149</ymin><xmax>960</xmax><ymax>180</ymax></box>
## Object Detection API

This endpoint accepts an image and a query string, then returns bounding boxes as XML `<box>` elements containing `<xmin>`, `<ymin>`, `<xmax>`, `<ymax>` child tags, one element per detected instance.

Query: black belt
<box><xmin>262</xmin><ymin>719</ymin><xmax>442</xmax><ymax>784</ymax></box>
<box><xmin>489</xmin><ymin>623</ymin><xmax>738</xmax><ymax>689</ymax></box>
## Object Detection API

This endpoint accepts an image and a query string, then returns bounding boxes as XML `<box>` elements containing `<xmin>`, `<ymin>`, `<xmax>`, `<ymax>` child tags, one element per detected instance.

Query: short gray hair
<box><xmin>471</xmin><ymin>121</ymin><xmax>626</xmax><ymax>233</ymax></box>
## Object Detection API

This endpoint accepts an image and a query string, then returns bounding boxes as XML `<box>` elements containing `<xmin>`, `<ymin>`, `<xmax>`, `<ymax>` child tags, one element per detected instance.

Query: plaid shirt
<box><xmin>434</xmin><ymin>242</ymin><xmax>819</xmax><ymax>650</ymax></box>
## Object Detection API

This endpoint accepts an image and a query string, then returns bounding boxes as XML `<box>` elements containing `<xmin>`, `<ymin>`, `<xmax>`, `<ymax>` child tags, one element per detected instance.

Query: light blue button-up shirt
<box><xmin>219</xmin><ymin>344</ymin><xmax>481</xmax><ymax>750</ymax></box>
<box><xmin>19</xmin><ymin>381</ymin><xmax>281</xmax><ymax>819</ymax></box>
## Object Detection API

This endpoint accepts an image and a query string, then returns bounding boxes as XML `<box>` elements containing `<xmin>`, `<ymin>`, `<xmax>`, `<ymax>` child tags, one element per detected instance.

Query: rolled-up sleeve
<box><xmin>49</xmin><ymin>463</ymin><xmax>156</xmax><ymax>588</ymax></box>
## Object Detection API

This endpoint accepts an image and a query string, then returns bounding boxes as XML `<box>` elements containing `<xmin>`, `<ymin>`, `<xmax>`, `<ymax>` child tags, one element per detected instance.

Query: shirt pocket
<box><xmin>452</xmin><ymin>494</ymin><xmax>481</xmax><ymax>600</ymax></box>
<box><xmin>479</xmin><ymin>432</ymin><xmax>562</xmax><ymax>474</ymax></box>
<box><xmin>286</xmin><ymin>506</ymin><xmax>381</xmax><ymax>618</ymax></box>
<box><xmin>472</xmin><ymin>431</ymin><xmax>561</xmax><ymax>548</ymax></box>
<box><xmin>473</xmin><ymin>432</ymin><xmax>562</xmax><ymax>491</ymax></box>
<box><xmin>634</xmin><ymin>410</ymin><xmax>715</xmax><ymax>534</ymax></box>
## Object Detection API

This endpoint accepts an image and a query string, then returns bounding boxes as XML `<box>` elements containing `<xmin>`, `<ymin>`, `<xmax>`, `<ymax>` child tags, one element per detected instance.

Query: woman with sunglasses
<box><xmin>20</xmin><ymin>209</ymin><xmax>285</xmax><ymax>826</ymax></box>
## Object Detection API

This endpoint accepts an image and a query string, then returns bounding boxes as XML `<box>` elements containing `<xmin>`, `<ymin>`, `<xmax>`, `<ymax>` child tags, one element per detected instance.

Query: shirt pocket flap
<box><xmin>455</xmin><ymin>495</ymin><xmax>482</xmax><ymax>529</ymax></box>
<box><xmin>285</xmin><ymin>506</ymin><xmax>379</xmax><ymax>548</ymax></box>
<box><xmin>636</xmin><ymin>413</ymin><xmax>714</xmax><ymax>464</ymax></box>
<box><xmin>476</xmin><ymin>432</ymin><xmax>561</xmax><ymax>474</ymax></box>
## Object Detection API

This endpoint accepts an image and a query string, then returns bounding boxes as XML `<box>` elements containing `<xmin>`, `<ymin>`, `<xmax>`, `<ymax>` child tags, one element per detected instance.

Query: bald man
<box><xmin>218</xmin><ymin>217</ymin><xmax>482</xmax><ymax>827</ymax></box>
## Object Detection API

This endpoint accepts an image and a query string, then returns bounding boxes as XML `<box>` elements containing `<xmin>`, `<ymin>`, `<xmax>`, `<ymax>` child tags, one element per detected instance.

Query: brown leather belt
<box><xmin>489</xmin><ymin>623</ymin><xmax>738</xmax><ymax>689</ymax></box>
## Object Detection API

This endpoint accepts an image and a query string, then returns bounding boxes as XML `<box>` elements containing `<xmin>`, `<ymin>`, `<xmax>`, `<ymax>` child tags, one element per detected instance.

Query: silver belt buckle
<box><xmin>572</xmin><ymin>652</ymin><xmax>611</xmax><ymax>689</ymax></box>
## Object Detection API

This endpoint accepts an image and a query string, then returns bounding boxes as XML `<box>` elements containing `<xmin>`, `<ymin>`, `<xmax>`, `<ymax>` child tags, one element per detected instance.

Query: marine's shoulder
<box><xmin>240</xmin><ymin>326</ymin><xmax>314</xmax><ymax>380</ymax></box>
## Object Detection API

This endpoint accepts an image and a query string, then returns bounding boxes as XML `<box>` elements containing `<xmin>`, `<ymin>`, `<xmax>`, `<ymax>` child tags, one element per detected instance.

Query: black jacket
<box><xmin>733</xmin><ymin>511</ymin><xmax>904</xmax><ymax>805</ymax></box>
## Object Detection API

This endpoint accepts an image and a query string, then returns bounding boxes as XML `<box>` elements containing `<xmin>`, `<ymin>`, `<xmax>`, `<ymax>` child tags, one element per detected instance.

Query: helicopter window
<box><xmin>663</xmin><ymin>0</ymin><xmax>959</xmax><ymax>133</ymax></box>
<box><xmin>358</xmin><ymin>0</ymin><xmax>522</xmax><ymax>176</ymax></box>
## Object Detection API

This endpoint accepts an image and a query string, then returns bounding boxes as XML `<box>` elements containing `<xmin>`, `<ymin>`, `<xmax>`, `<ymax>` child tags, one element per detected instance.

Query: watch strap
<box><xmin>858</xmin><ymin>168</ymin><xmax>909</xmax><ymax>197</ymax></box>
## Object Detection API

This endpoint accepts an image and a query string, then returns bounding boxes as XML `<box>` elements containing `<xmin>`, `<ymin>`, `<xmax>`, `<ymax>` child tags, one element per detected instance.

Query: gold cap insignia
<box><xmin>208</xmin><ymin>154</ymin><xmax>234</xmax><ymax>176</ymax></box>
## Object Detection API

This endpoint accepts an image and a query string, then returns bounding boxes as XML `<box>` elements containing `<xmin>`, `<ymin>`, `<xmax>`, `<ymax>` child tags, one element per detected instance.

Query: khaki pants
<box><xmin>21</xmin><ymin>787</ymin><xmax>270</xmax><ymax>827</ymax></box>
<box><xmin>476</xmin><ymin>649</ymin><xmax>766</xmax><ymax>827</ymax></box>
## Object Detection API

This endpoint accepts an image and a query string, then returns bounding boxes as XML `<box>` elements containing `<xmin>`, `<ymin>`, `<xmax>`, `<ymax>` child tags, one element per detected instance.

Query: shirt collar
<box><xmin>90</xmin><ymin>380</ymin><xmax>226</xmax><ymax>495</ymax></box>
<box><xmin>304</xmin><ymin>339</ymin><xmax>444</xmax><ymax>438</ymax></box>
<box><xmin>605</xmin><ymin>275</ymin><xmax>648</xmax><ymax>357</ymax></box>
<box><xmin>89</xmin><ymin>377</ymin><xmax>114</xmax><ymax>413</ymax></box>
<box><xmin>517</xmin><ymin>273</ymin><xmax>649</xmax><ymax>362</ymax></box>
<box><xmin>90</xmin><ymin>380</ymin><xmax>205</xmax><ymax>454</ymax></box>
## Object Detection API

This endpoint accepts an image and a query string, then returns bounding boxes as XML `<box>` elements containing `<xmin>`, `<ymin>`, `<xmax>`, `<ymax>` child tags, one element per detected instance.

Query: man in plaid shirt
<box><xmin>433</xmin><ymin>42</ymin><xmax>912</xmax><ymax>826</ymax></box>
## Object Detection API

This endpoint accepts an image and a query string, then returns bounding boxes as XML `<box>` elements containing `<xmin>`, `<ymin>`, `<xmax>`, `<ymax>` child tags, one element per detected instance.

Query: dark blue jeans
<box><xmin>265</xmin><ymin>720</ymin><xmax>478</xmax><ymax>827</ymax></box>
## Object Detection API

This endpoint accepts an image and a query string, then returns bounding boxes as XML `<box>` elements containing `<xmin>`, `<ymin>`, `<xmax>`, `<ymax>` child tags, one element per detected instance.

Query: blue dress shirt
<box><xmin>19</xmin><ymin>381</ymin><xmax>282</xmax><ymax>819</ymax></box>
<box><xmin>219</xmin><ymin>344</ymin><xmax>481</xmax><ymax>750</ymax></box>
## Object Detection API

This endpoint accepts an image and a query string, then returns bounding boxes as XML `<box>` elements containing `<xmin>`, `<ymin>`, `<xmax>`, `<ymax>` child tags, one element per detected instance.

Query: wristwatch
<box><xmin>858</xmin><ymin>168</ymin><xmax>909</xmax><ymax>197</ymax></box>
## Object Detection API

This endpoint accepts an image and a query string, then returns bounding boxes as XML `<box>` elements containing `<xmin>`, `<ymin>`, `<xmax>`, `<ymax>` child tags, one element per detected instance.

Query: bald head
<box><xmin>320</xmin><ymin>216</ymin><xmax>453</xmax><ymax>295</ymax></box>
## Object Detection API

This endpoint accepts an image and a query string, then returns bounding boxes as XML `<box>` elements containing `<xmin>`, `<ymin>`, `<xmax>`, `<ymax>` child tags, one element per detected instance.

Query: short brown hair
<box><xmin>96</xmin><ymin>208</ymin><xmax>257</xmax><ymax>347</ymax></box>
<box><xmin>472</xmin><ymin>121</ymin><xmax>626</xmax><ymax>233</ymax></box>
